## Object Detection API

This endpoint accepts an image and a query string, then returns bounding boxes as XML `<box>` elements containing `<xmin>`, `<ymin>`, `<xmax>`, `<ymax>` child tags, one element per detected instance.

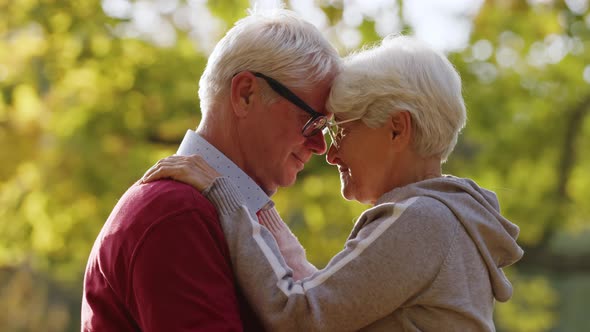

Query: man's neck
<box><xmin>196</xmin><ymin>112</ymin><xmax>250</xmax><ymax>182</ymax></box>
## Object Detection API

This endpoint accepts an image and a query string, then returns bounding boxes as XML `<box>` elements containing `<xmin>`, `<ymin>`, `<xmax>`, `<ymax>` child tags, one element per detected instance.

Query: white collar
<box><xmin>177</xmin><ymin>130</ymin><xmax>273</xmax><ymax>217</ymax></box>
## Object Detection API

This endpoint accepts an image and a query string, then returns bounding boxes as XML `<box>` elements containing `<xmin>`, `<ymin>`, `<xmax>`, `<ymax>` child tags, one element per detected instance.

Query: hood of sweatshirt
<box><xmin>376</xmin><ymin>175</ymin><xmax>524</xmax><ymax>302</ymax></box>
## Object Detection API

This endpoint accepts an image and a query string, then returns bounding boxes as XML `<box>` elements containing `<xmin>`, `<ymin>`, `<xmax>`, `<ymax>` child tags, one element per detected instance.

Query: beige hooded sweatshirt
<box><xmin>205</xmin><ymin>175</ymin><xmax>524</xmax><ymax>332</ymax></box>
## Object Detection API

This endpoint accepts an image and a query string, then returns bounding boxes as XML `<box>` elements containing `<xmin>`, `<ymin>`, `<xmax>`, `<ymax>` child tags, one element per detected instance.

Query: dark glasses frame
<box><xmin>249</xmin><ymin>71</ymin><xmax>329</xmax><ymax>137</ymax></box>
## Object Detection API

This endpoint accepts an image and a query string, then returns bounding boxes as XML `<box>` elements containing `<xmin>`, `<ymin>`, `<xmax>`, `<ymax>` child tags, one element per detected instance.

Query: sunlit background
<box><xmin>1</xmin><ymin>0</ymin><xmax>590</xmax><ymax>331</ymax></box>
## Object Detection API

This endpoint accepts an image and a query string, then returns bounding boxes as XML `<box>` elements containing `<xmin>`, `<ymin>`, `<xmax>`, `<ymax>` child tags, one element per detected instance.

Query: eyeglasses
<box><xmin>252</xmin><ymin>72</ymin><xmax>328</xmax><ymax>137</ymax></box>
<box><xmin>323</xmin><ymin>116</ymin><xmax>363</xmax><ymax>149</ymax></box>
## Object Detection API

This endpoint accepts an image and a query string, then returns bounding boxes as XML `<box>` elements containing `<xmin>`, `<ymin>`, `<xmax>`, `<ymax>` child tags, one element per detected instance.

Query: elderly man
<box><xmin>81</xmin><ymin>8</ymin><xmax>341</xmax><ymax>331</ymax></box>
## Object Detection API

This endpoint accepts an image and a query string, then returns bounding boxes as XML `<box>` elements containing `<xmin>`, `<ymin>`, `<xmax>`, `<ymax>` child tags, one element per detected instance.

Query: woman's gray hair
<box><xmin>327</xmin><ymin>35</ymin><xmax>467</xmax><ymax>162</ymax></box>
<box><xmin>199</xmin><ymin>8</ymin><xmax>341</xmax><ymax>113</ymax></box>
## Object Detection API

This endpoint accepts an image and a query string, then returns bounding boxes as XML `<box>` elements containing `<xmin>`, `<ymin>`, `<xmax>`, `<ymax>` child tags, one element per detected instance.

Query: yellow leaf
<box><xmin>12</xmin><ymin>84</ymin><xmax>43</xmax><ymax>131</ymax></box>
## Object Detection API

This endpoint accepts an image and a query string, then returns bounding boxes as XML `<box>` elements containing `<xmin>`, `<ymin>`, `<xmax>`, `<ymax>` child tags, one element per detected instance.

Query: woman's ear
<box><xmin>230</xmin><ymin>72</ymin><xmax>258</xmax><ymax>117</ymax></box>
<box><xmin>390</xmin><ymin>111</ymin><xmax>412</xmax><ymax>148</ymax></box>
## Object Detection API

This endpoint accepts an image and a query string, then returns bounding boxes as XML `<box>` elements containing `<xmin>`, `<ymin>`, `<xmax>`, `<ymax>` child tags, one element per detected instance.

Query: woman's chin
<box><xmin>340</xmin><ymin>184</ymin><xmax>356</xmax><ymax>201</ymax></box>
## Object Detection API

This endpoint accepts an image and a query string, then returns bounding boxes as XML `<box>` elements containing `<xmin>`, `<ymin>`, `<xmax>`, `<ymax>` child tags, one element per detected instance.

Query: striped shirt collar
<box><xmin>177</xmin><ymin>130</ymin><xmax>273</xmax><ymax>217</ymax></box>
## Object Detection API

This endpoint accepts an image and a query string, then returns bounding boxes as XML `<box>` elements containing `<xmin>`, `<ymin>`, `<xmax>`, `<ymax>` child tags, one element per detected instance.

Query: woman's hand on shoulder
<box><xmin>141</xmin><ymin>155</ymin><xmax>221</xmax><ymax>192</ymax></box>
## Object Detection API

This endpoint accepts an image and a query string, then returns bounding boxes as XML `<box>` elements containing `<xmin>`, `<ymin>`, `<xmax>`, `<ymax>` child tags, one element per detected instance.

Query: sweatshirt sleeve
<box><xmin>258</xmin><ymin>208</ymin><xmax>318</xmax><ymax>280</ymax></box>
<box><xmin>206</xmin><ymin>177</ymin><xmax>455</xmax><ymax>332</ymax></box>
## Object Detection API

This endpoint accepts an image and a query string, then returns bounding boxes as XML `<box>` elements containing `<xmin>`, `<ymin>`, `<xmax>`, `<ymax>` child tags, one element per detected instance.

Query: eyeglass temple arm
<box><xmin>253</xmin><ymin>72</ymin><xmax>323</xmax><ymax>118</ymax></box>
<box><xmin>330</xmin><ymin>116</ymin><xmax>363</xmax><ymax>126</ymax></box>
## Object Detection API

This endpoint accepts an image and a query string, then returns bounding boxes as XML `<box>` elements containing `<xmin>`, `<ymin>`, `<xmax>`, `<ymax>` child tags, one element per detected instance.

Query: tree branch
<box><xmin>556</xmin><ymin>93</ymin><xmax>590</xmax><ymax>200</ymax></box>
<box><xmin>537</xmin><ymin>93</ymin><xmax>590</xmax><ymax>246</ymax></box>
<box><xmin>518</xmin><ymin>244</ymin><xmax>590</xmax><ymax>273</ymax></box>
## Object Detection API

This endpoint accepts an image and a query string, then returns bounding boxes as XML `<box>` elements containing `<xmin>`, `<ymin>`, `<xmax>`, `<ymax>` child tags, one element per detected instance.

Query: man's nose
<box><xmin>326</xmin><ymin>143</ymin><xmax>338</xmax><ymax>164</ymax></box>
<box><xmin>305</xmin><ymin>131</ymin><xmax>328</xmax><ymax>155</ymax></box>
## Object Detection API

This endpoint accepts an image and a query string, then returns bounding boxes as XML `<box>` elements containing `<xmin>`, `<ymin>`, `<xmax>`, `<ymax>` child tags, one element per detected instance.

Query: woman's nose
<box><xmin>326</xmin><ymin>143</ymin><xmax>338</xmax><ymax>165</ymax></box>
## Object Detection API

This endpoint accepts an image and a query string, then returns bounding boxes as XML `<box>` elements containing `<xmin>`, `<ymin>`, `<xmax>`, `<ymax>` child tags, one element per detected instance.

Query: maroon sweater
<box><xmin>81</xmin><ymin>180</ymin><xmax>263</xmax><ymax>331</ymax></box>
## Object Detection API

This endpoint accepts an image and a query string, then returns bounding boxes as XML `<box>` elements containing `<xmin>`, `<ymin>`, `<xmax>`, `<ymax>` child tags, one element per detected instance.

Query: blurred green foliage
<box><xmin>1</xmin><ymin>0</ymin><xmax>589</xmax><ymax>331</ymax></box>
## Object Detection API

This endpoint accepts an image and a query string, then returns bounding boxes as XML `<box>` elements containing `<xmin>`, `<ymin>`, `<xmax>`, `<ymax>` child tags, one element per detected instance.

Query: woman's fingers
<box><xmin>142</xmin><ymin>155</ymin><xmax>191</xmax><ymax>182</ymax></box>
<box><xmin>142</xmin><ymin>157</ymin><xmax>170</xmax><ymax>182</ymax></box>
<box><xmin>141</xmin><ymin>154</ymin><xmax>220</xmax><ymax>191</ymax></box>
<box><xmin>142</xmin><ymin>157</ymin><xmax>171</xmax><ymax>181</ymax></box>
<box><xmin>142</xmin><ymin>164</ymin><xmax>176</xmax><ymax>183</ymax></box>
<box><xmin>186</xmin><ymin>155</ymin><xmax>221</xmax><ymax>177</ymax></box>
<box><xmin>141</xmin><ymin>165</ymin><xmax>157</xmax><ymax>182</ymax></box>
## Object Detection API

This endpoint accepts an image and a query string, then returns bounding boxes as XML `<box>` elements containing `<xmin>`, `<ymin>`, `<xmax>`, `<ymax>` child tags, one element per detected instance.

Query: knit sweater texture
<box><xmin>81</xmin><ymin>180</ymin><xmax>263</xmax><ymax>331</ymax></box>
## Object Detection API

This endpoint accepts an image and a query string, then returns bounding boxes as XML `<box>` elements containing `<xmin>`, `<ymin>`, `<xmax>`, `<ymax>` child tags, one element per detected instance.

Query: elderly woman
<box><xmin>143</xmin><ymin>36</ymin><xmax>523</xmax><ymax>331</ymax></box>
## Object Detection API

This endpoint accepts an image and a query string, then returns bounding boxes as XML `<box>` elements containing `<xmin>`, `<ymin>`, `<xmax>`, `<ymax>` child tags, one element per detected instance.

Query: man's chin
<box><xmin>279</xmin><ymin>173</ymin><xmax>298</xmax><ymax>189</ymax></box>
<box><xmin>259</xmin><ymin>177</ymin><xmax>294</xmax><ymax>196</ymax></box>
<box><xmin>284</xmin><ymin>176</ymin><xmax>298</xmax><ymax>188</ymax></box>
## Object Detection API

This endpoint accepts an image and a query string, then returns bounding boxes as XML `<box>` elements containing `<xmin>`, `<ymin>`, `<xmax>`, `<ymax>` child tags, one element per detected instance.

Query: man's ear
<box><xmin>230</xmin><ymin>71</ymin><xmax>258</xmax><ymax>117</ymax></box>
<box><xmin>390</xmin><ymin>111</ymin><xmax>412</xmax><ymax>148</ymax></box>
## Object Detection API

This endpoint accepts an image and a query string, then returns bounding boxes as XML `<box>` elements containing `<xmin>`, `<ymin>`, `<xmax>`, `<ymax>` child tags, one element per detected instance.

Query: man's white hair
<box><xmin>327</xmin><ymin>35</ymin><xmax>467</xmax><ymax>162</ymax></box>
<box><xmin>198</xmin><ymin>8</ymin><xmax>341</xmax><ymax>113</ymax></box>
